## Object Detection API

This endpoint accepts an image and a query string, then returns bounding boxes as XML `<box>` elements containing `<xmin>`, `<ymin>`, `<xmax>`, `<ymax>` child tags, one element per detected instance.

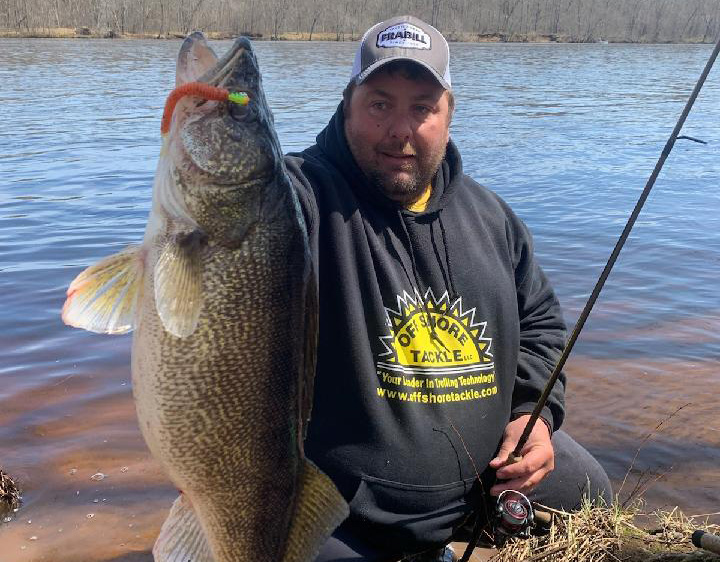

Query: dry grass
<box><xmin>0</xmin><ymin>27</ymin><xmax>80</xmax><ymax>38</ymax></box>
<box><xmin>488</xmin><ymin>499</ymin><xmax>720</xmax><ymax>562</ymax></box>
<box><xmin>0</xmin><ymin>28</ymin><xmax>564</xmax><ymax>42</ymax></box>
<box><xmin>486</xmin><ymin>403</ymin><xmax>720</xmax><ymax>562</ymax></box>
<box><xmin>0</xmin><ymin>468</ymin><xmax>21</xmax><ymax>519</ymax></box>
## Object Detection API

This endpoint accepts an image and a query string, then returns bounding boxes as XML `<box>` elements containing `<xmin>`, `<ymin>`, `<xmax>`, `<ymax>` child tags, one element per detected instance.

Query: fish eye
<box><xmin>228</xmin><ymin>99</ymin><xmax>250</xmax><ymax>121</ymax></box>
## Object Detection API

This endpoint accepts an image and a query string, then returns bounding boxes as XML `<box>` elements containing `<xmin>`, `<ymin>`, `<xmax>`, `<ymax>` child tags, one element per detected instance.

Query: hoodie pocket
<box><xmin>348</xmin><ymin>474</ymin><xmax>479</xmax><ymax>550</ymax></box>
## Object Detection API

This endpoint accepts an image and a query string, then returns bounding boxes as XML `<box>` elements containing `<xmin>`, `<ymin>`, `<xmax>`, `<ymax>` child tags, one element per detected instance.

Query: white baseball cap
<box><xmin>350</xmin><ymin>15</ymin><xmax>451</xmax><ymax>89</ymax></box>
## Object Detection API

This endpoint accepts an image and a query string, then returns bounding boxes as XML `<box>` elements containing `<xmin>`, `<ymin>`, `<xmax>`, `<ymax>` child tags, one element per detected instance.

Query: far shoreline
<box><xmin>0</xmin><ymin>27</ymin><xmax>715</xmax><ymax>44</ymax></box>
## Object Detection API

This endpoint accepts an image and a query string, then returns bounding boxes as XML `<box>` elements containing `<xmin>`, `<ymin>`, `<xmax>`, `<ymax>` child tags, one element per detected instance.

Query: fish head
<box><xmin>177</xmin><ymin>34</ymin><xmax>280</xmax><ymax>185</ymax></box>
<box><xmin>160</xmin><ymin>33</ymin><xmax>285</xmax><ymax>241</ymax></box>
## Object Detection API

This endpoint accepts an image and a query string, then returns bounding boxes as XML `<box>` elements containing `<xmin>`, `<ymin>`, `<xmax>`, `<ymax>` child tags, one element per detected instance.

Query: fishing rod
<box><xmin>459</xmin><ymin>36</ymin><xmax>720</xmax><ymax>561</ymax></box>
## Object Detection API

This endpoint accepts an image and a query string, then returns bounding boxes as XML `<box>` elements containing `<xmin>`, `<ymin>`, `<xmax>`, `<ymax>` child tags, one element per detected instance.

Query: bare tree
<box><xmin>500</xmin><ymin>0</ymin><xmax>522</xmax><ymax>34</ymax></box>
<box><xmin>4</xmin><ymin>0</ymin><xmax>716</xmax><ymax>44</ymax></box>
<box><xmin>176</xmin><ymin>0</ymin><xmax>204</xmax><ymax>34</ymax></box>
<box><xmin>270</xmin><ymin>0</ymin><xmax>286</xmax><ymax>39</ymax></box>
<box><xmin>649</xmin><ymin>0</ymin><xmax>670</xmax><ymax>42</ymax></box>
<box><xmin>308</xmin><ymin>7</ymin><xmax>321</xmax><ymax>41</ymax></box>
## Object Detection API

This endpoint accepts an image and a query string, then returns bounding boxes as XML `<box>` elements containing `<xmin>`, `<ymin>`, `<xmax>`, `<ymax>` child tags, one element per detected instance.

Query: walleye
<box><xmin>62</xmin><ymin>33</ymin><xmax>347</xmax><ymax>562</ymax></box>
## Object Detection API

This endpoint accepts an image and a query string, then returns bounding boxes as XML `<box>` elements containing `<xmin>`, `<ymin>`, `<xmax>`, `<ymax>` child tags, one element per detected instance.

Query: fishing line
<box><xmin>460</xmin><ymin>36</ymin><xmax>720</xmax><ymax>562</ymax></box>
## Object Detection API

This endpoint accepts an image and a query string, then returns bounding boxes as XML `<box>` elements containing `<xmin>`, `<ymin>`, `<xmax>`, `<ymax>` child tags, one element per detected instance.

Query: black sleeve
<box><xmin>284</xmin><ymin>154</ymin><xmax>320</xmax><ymax>242</ymax></box>
<box><xmin>506</xmin><ymin>211</ymin><xmax>567</xmax><ymax>432</ymax></box>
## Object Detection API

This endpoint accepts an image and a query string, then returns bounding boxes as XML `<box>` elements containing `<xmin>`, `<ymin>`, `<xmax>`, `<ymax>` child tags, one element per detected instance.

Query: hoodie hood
<box><xmin>315</xmin><ymin>102</ymin><xmax>464</xmax><ymax>304</ymax></box>
<box><xmin>315</xmin><ymin>102</ymin><xmax>463</xmax><ymax>214</ymax></box>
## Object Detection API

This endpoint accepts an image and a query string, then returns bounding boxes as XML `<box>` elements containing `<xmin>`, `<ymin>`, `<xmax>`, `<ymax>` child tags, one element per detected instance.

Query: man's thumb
<box><xmin>489</xmin><ymin>441</ymin><xmax>516</xmax><ymax>467</ymax></box>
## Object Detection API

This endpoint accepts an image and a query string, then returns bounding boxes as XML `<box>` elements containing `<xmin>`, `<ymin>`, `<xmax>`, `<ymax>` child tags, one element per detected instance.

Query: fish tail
<box><xmin>281</xmin><ymin>460</ymin><xmax>349</xmax><ymax>562</ymax></box>
<box><xmin>153</xmin><ymin>493</ymin><xmax>214</xmax><ymax>562</ymax></box>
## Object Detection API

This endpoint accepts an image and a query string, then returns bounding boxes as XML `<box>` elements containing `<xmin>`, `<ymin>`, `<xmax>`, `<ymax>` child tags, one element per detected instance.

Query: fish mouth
<box><xmin>200</xmin><ymin>37</ymin><xmax>260</xmax><ymax>108</ymax></box>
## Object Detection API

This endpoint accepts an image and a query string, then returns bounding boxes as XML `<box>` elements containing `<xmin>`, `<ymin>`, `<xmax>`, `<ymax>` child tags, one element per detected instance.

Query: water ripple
<box><xmin>1</xmin><ymin>40</ymin><xmax>719</xmax><ymax>527</ymax></box>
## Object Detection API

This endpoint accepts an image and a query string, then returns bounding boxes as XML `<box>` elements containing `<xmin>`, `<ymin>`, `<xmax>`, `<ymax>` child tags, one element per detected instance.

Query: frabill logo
<box><xmin>376</xmin><ymin>23</ymin><xmax>431</xmax><ymax>50</ymax></box>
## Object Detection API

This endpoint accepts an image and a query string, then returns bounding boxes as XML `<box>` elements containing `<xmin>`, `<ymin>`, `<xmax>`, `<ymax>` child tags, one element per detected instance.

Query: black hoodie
<box><xmin>284</xmin><ymin>104</ymin><xmax>566</xmax><ymax>552</ymax></box>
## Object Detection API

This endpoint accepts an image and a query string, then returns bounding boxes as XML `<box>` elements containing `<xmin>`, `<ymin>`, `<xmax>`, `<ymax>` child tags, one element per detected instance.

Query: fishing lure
<box><xmin>160</xmin><ymin>82</ymin><xmax>249</xmax><ymax>135</ymax></box>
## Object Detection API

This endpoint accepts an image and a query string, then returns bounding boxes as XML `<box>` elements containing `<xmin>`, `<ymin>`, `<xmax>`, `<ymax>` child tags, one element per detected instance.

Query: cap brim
<box><xmin>355</xmin><ymin>56</ymin><xmax>451</xmax><ymax>90</ymax></box>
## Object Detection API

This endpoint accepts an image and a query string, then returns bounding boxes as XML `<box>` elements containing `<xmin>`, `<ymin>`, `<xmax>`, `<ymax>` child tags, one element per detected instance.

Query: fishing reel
<box><xmin>492</xmin><ymin>490</ymin><xmax>535</xmax><ymax>546</ymax></box>
<box><xmin>458</xmin><ymin>489</ymin><xmax>553</xmax><ymax>561</ymax></box>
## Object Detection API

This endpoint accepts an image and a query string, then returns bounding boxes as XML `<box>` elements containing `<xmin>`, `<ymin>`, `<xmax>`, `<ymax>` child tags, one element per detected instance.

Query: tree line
<box><xmin>3</xmin><ymin>0</ymin><xmax>720</xmax><ymax>43</ymax></box>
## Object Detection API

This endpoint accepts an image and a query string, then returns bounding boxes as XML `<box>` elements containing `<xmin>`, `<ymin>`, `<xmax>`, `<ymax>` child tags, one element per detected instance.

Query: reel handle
<box><xmin>693</xmin><ymin>530</ymin><xmax>720</xmax><ymax>555</ymax></box>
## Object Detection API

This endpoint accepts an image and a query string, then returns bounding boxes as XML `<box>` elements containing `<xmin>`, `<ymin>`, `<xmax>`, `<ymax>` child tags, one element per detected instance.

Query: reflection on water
<box><xmin>1</xmin><ymin>39</ymin><xmax>719</xmax><ymax>559</ymax></box>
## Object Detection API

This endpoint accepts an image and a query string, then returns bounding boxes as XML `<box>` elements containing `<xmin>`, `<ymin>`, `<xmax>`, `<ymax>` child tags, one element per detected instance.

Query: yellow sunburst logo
<box><xmin>378</xmin><ymin>289</ymin><xmax>493</xmax><ymax>375</ymax></box>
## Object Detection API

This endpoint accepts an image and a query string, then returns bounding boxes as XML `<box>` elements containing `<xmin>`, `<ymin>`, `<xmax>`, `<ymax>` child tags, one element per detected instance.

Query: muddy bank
<box><xmin>0</xmin><ymin>27</ymin><xmax>714</xmax><ymax>43</ymax></box>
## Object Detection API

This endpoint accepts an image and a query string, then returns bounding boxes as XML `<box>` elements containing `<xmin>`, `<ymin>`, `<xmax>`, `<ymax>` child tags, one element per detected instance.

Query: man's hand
<box><xmin>488</xmin><ymin>415</ymin><xmax>554</xmax><ymax>496</ymax></box>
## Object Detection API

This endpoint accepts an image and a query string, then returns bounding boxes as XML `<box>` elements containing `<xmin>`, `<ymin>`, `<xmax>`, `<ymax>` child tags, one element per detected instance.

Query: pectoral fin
<box><xmin>61</xmin><ymin>245</ymin><xmax>143</xmax><ymax>334</ymax></box>
<box><xmin>154</xmin><ymin>231</ymin><xmax>206</xmax><ymax>338</ymax></box>
<box><xmin>153</xmin><ymin>493</ymin><xmax>214</xmax><ymax>562</ymax></box>
<box><xmin>281</xmin><ymin>460</ymin><xmax>349</xmax><ymax>562</ymax></box>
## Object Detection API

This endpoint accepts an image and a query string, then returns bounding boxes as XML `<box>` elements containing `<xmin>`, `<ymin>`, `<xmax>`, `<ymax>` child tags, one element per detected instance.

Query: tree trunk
<box><xmin>308</xmin><ymin>12</ymin><xmax>318</xmax><ymax>40</ymax></box>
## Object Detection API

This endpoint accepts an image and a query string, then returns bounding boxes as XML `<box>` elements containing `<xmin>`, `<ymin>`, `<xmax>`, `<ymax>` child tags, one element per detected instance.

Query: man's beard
<box><xmin>364</xmin><ymin>142</ymin><xmax>446</xmax><ymax>205</ymax></box>
<box><xmin>367</xmin><ymin>165</ymin><xmax>427</xmax><ymax>204</ymax></box>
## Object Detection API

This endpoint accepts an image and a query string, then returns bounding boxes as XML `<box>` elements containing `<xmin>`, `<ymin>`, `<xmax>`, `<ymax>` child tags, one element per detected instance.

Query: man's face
<box><xmin>344</xmin><ymin>67</ymin><xmax>451</xmax><ymax>205</ymax></box>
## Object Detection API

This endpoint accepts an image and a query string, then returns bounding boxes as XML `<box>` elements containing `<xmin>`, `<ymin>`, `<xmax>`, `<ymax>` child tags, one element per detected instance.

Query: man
<box><xmin>284</xmin><ymin>15</ymin><xmax>611</xmax><ymax>561</ymax></box>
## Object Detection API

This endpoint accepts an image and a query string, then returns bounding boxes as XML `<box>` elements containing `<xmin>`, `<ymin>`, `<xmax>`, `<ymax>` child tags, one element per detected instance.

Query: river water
<box><xmin>1</xmin><ymin>39</ymin><xmax>719</xmax><ymax>561</ymax></box>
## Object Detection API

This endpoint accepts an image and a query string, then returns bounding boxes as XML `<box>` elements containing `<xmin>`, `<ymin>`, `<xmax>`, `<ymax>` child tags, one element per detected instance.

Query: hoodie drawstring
<box><xmin>396</xmin><ymin>211</ymin><xmax>450</xmax><ymax>353</ymax></box>
<box><xmin>438</xmin><ymin>209</ymin><xmax>459</xmax><ymax>302</ymax></box>
<box><xmin>430</xmin><ymin>214</ymin><xmax>453</xmax><ymax>302</ymax></box>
